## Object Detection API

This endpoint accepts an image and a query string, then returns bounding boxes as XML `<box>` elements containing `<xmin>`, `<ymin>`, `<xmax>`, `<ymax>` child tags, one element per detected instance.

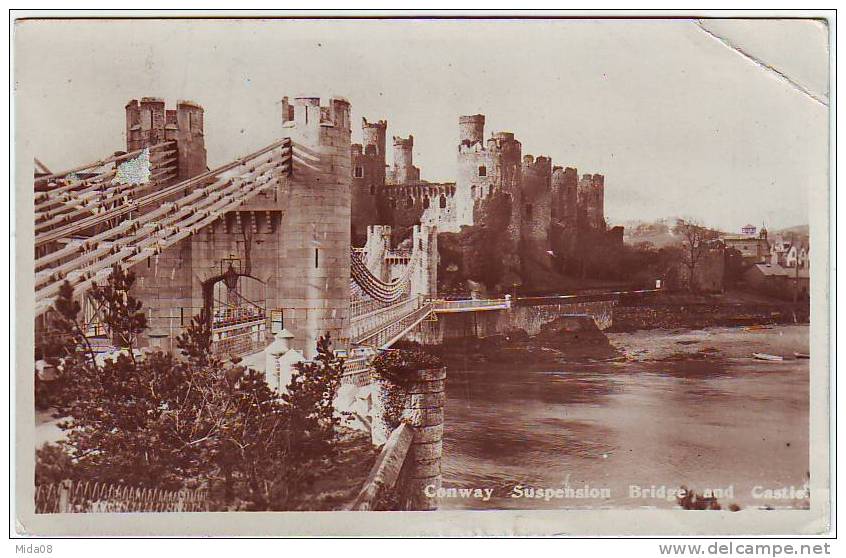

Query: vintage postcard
<box><xmin>13</xmin><ymin>14</ymin><xmax>833</xmax><ymax>537</ymax></box>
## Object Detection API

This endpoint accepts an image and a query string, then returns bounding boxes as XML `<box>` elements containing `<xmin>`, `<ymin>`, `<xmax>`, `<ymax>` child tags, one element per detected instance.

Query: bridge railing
<box><xmin>354</xmin><ymin>301</ymin><xmax>434</xmax><ymax>350</ymax></box>
<box><xmin>341</xmin><ymin>356</ymin><xmax>373</xmax><ymax>386</ymax></box>
<box><xmin>350</xmin><ymin>297</ymin><xmax>395</xmax><ymax>319</ymax></box>
<box><xmin>210</xmin><ymin>317</ymin><xmax>267</xmax><ymax>358</ymax></box>
<box><xmin>430</xmin><ymin>298</ymin><xmax>511</xmax><ymax>312</ymax></box>
<box><xmin>349</xmin><ymin>295</ymin><xmax>425</xmax><ymax>343</ymax></box>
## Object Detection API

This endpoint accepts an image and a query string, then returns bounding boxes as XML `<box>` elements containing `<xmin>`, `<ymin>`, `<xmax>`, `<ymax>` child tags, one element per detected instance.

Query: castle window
<box><xmin>406</xmin><ymin>196</ymin><xmax>414</xmax><ymax>208</ymax></box>
<box><xmin>423</xmin><ymin>196</ymin><xmax>430</xmax><ymax>209</ymax></box>
<box><xmin>391</xmin><ymin>199</ymin><xmax>397</xmax><ymax>209</ymax></box>
<box><xmin>471</xmin><ymin>185</ymin><xmax>476</xmax><ymax>198</ymax></box>
<box><xmin>439</xmin><ymin>195</ymin><xmax>447</xmax><ymax>209</ymax></box>
<box><xmin>314</xmin><ymin>248</ymin><xmax>319</xmax><ymax>268</ymax></box>
<box><xmin>478</xmin><ymin>165</ymin><xmax>487</xmax><ymax>177</ymax></box>
<box><xmin>525</xmin><ymin>204</ymin><xmax>533</xmax><ymax>218</ymax></box>
<box><xmin>370</xmin><ymin>184</ymin><xmax>375</xmax><ymax>195</ymax></box>
<box><xmin>354</xmin><ymin>166</ymin><xmax>363</xmax><ymax>178</ymax></box>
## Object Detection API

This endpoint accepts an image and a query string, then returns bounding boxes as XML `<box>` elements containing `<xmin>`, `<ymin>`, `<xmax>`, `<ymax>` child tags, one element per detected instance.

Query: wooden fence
<box><xmin>35</xmin><ymin>480</ymin><xmax>209</xmax><ymax>513</ymax></box>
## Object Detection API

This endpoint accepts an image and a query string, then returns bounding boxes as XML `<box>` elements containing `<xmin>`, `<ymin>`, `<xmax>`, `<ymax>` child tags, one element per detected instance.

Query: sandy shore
<box><xmin>607</xmin><ymin>324</ymin><xmax>810</xmax><ymax>362</ymax></box>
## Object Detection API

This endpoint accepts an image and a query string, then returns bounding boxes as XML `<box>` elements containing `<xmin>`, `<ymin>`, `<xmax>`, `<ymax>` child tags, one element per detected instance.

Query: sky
<box><xmin>15</xmin><ymin>18</ymin><xmax>829</xmax><ymax>232</ymax></box>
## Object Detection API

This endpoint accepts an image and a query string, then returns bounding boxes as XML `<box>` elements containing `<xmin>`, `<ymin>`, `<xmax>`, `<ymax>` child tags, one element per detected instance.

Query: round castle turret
<box><xmin>362</xmin><ymin>118</ymin><xmax>387</xmax><ymax>157</ymax></box>
<box><xmin>390</xmin><ymin>135</ymin><xmax>420</xmax><ymax>184</ymax></box>
<box><xmin>459</xmin><ymin>114</ymin><xmax>486</xmax><ymax>146</ymax></box>
<box><xmin>577</xmin><ymin>173</ymin><xmax>606</xmax><ymax>231</ymax></box>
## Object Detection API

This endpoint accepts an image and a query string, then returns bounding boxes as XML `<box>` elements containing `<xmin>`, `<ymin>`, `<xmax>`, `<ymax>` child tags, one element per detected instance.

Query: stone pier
<box><xmin>398</xmin><ymin>366</ymin><xmax>446</xmax><ymax>510</ymax></box>
<box><xmin>349</xmin><ymin>365</ymin><xmax>446</xmax><ymax>511</ymax></box>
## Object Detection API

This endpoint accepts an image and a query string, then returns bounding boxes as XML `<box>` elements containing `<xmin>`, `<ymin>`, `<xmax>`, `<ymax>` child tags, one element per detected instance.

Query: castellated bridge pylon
<box><xmin>33</xmin><ymin>96</ymin><xmax>506</xmax><ymax>365</ymax></box>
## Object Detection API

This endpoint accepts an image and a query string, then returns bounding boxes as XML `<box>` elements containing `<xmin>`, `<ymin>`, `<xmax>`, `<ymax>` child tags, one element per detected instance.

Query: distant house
<box><xmin>769</xmin><ymin>236</ymin><xmax>810</xmax><ymax>269</ymax></box>
<box><xmin>722</xmin><ymin>230</ymin><xmax>770</xmax><ymax>266</ymax></box>
<box><xmin>769</xmin><ymin>236</ymin><xmax>792</xmax><ymax>266</ymax></box>
<box><xmin>744</xmin><ymin>262</ymin><xmax>809</xmax><ymax>301</ymax></box>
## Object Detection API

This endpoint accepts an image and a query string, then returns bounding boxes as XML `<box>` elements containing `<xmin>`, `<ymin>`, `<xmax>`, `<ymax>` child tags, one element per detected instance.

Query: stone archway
<box><xmin>201</xmin><ymin>263</ymin><xmax>269</xmax><ymax>356</ymax></box>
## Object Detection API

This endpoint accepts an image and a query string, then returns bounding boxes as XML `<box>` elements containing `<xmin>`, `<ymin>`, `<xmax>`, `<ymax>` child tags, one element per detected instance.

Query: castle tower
<box><xmin>351</xmin><ymin>118</ymin><xmax>387</xmax><ymax>244</ymax></box>
<box><xmin>362</xmin><ymin>117</ymin><xmax>388</xmax><ymax>160</ymax></box>
<box><xmin>456</xmin><ymin>114</ymin><xmax>524</xmax><ymax>229</ymax></box>
<box><xmin>459</xmin><ymin>114</ymin><xmax>485</xmax><ymax>146</ymax></box>
<box><xmin>277</xmin><ymin>95</ymin><xmax>352</xmax><ymax>358</ymax></box>
<box><xmin>521</xmin><ymin>154</ymin><xmax>553</xmax><ymax>249</ymax></box>
<box><xmin>389</xmin><ymin>135</ymin><xmax>420</xmax><ymax>184</ymax></box>
<box><xmin>550</xmin><ymin>166</ymin><xmax>579</xmax><ymax>267</ymax></box>
<box><xmin>126</xmin><ymin>97</ymin><xmax>165</xmax><ymax>151</ymax></box>
<box><xmin>577</xmin><ymin>173</ymin><xmax>606</xmax><ymax>231</ymax></box>
<box><xmin>552</xmin><ymin>166</ymin><xmax>579</xmax><ymax>225</ymax></box>
<box><xmin>454</xmin><ymin>115</ymin><xmax>523</xmax><ymax>286</ymax></box>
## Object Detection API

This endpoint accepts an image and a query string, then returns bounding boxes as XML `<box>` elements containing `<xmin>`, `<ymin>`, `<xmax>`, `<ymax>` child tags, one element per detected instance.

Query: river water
<box><xmin>440</xmin><ymin>328</ymin><xmax>809</xmax><ymax>511</ymax></box>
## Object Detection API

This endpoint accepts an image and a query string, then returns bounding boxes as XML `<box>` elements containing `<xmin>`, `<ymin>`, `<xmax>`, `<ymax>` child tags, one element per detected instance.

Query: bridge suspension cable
<box><xmin>34</xmin><ymin>138</ymin><xmax>293</xmax><ymax>317</ymax></box>
<box><xmin>35</xmin><ymin>138</ymin><xmax>291</xmax><ymax>248</ymax></box>
<box><xmin>349</xmin><ymin>245</ymin><xmax>420</xmax><ymax>304</ymax></box>
<box><xmin>34</xmin><ymin>141</ymin><xmax>174</xmax><ymax>188</ymax></box>
<box><xmin>35</xmin><ymin>144</ymin><xmax>179</xmax><ymax>233</ymax></box>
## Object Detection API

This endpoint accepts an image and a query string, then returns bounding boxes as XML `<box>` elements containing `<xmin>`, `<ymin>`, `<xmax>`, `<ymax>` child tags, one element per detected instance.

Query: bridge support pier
<box><xmin>397</xmin><ymin>366</ymin><xmax>446</xmax><ymax>511</ymax></box>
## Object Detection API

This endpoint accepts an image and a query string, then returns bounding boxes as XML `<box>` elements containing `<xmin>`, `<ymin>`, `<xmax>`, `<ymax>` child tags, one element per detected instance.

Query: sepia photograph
<box><xmin>12</xmin><ymin>12</ymin><xmax>833</xmax><ymax>538</ymax></box>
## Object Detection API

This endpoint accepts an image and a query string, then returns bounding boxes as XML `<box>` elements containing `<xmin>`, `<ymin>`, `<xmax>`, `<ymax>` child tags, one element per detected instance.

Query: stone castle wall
<box><xmin>350</xmin><ymin>111</ymin><xmax>616</xmax><ymax>291</ymax></box>
<box><xmin>404</xmin><ymin>299</ymin><xmax>616</xmax><ymax>345</ymax></box>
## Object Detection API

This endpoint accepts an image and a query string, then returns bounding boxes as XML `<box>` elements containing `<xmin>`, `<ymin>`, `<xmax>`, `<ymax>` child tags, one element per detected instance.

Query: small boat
<box><xmin>794</xmin><ymin>352</ymin><xmax>810</xmax><ymax>359</ymax></box>
<box><xmin>753</xmin><ymin>352</ymin><xmax>784</xmax><ymax>361</ymax></box>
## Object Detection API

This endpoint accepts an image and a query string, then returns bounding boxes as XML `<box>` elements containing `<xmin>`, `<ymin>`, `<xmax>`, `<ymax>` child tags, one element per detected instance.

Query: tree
<box><xmin>276</xmin><ymin>334</ymin><xmax>346</xmax><ymax>505</ymax></box>
<box><xmin>37</xmin><ymin>264</ymin><xmax>345</xmax><ymax>511</ymax></box>
<box><xmin>673</xmin><ymin>218</ymin><xmax>718</xmax><ymax>292</ymax></box>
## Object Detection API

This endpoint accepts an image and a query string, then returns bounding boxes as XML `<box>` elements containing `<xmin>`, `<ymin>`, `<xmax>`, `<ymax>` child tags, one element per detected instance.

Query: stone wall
<box><xmin>405</xmin><ymin>299</ymin><xmax>616</xmax><ymax>345</ymax></box>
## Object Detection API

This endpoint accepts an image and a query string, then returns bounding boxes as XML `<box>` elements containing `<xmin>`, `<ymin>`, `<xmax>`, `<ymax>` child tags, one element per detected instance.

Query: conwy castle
<box><xmin>349</xmin><ymin>113</ymin><xmax>622</xmax><ymax>293</ymax></box>
<box><xmin>35</xmin><ymin>95</ymin><xmax>622</xmax><ymax>362</ymax></box>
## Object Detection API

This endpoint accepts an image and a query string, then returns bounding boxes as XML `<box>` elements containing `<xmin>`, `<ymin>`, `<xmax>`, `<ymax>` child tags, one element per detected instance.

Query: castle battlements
<box><xmin>383</xmin><ymin>182</ymin><xmax>457</xmax><ymax>201</ymax></box>
<box><xmin>125</xmin><ymin>97</ymin><xmax>206</xmax><ymax>180</ymax></box>
<box><xmin>280</xmin><ymin>96</ymin><xmax>351</xmax><ymax>131</ymax></box>
<box><xmin>351</xmin><ymin>109</ymin><xmax>614</xmax><ymax>263</ymax></box>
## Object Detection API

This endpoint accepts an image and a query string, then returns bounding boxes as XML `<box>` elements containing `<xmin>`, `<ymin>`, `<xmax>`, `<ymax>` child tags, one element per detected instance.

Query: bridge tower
<box><xmin>125</xmin><ymin>97</ymin><xmax>207</xmax><ymax>181</ymax></box>
<box><xmin>278</xmin><ymin>96</ymin><xmax>353</xmax><ymax>358</ymax></box>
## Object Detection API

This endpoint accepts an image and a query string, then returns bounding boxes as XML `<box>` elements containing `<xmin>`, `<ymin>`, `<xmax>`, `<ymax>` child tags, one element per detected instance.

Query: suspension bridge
<box><xmin>33</xmin><ymin>95</ymin><xmax>512</xmax><ymax>374</ymax></box>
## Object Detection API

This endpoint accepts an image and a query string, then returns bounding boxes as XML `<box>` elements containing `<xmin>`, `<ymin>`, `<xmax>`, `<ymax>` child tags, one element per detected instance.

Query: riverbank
<box><xmin>609</xmin><ymin>292</ymin><xmax>809</xmax><ymax>332</ymax></box>
<box><xmin>608</xmin><ymin>325</ymin><xmax>809</xmax><ymax>363</ymax></box>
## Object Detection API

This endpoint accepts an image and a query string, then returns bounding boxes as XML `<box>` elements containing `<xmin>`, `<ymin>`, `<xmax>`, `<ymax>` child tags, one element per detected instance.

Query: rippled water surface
<box><xmin>440</xmin><ymin>335</ymin><xmax>809</xmax><ymax>510</ymax></box>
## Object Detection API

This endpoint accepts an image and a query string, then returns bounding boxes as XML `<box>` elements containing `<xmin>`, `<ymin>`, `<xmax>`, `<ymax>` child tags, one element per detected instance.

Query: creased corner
<box><xmin>694</xmin><ymin>19</ymin><xmax>829</xmax><ymax>108</ymax></box>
